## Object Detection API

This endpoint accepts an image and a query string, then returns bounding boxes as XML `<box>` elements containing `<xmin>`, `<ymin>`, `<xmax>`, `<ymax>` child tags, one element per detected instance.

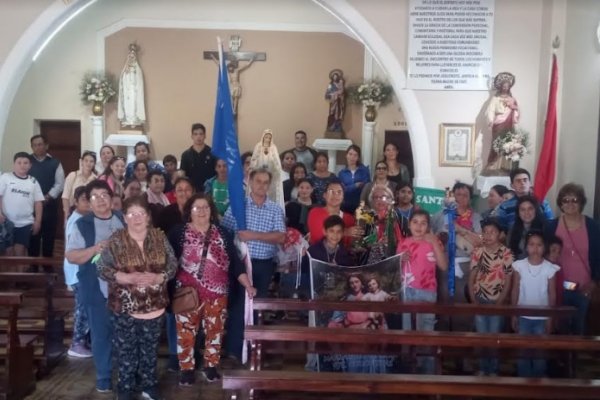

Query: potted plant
<box><xmin>347</xmin><ymin>79</ymin><xmax>393</xmax><ymax>122</ymax></box>
<box><xmin>79</xmin><ymin>72</ymin><xmax>117</xmax><ymax>115</ymax></box>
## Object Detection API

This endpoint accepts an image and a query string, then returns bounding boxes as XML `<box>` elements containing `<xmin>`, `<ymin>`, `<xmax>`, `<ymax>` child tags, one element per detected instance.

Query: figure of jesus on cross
<box><xmin>205</xmin><ymin>35</ymin><xmax>266</xmax><ymax>116</ymax></box>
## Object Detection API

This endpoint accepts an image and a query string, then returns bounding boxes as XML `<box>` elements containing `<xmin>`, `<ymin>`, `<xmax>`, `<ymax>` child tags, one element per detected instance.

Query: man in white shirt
<box><xmin>0</xmin><ymin>152</ymin><xmax>44</xmax><ymax>256</ymax></box>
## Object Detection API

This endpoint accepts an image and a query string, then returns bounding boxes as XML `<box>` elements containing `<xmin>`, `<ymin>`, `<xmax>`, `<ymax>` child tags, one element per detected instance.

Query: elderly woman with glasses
<box><xmin>62</xmin><ymin>150</ymin><xmax>97</xmax><ymax>224</ymax></box>
<box><xmin>167</xmin><ymin>193</ymin><xmax>255</xmax><ymax>386</ymax></box>
<box><xmin>545</xmin><ymin>183</ymin><xmax>600</xmax><ymax>335</ymax></box>
<box><xmin>97</xmin><ymin>196</ymin><xmax>177</xmax><ymax>400</ymax></box>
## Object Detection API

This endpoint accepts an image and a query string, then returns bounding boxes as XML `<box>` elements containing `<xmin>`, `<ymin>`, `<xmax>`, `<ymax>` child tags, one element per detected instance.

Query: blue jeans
<box><xmin>71</xmin><ymin>283</ymin><xmax>90</xmax><ymax>345</ymax></box>
<box><xmin>401</xmin><ymin>287</ymin><xmax>437</xmax><ymax>374</ymax></box>
<box><xmin>251</xmin><ymin>259</ymin><xmax>275</xmax><ymax>299</ymax></box>
<box><xmin>166</xmin><ymin>311</ymin><xmax>177</xmax><ymax>356</ymax></box>
<box><xmin>474</xmin><ymin>314</ymin><xmax>503</xmax><ymax>374</ymax></box>
<box><xmin>517</xmin><ymin>317</ymin><xmax>547</xmax><ymax>377</ymax></box>
<box><xmin>85</xmin><ymin>301</ymin><xmax>113</xmax><ymax>389</ymax></box>
<box><xmin>562</xmin><ymin>289</ymin><xmax>590</xmax><ymax>335</ymax></box>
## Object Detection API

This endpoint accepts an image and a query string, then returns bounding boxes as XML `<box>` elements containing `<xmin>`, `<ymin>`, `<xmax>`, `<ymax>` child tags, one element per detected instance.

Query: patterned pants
<box><xmin>175</xmin><ymin>296</ymin><xmax>227</xmax><ymax>371</ymax></box>
<box><xmin>71</xmin><ymin>283</ymin><xmax>89</xmax><ymax>344</ymax></box>
<box><xmin>112</xmin><ymin>313</ymin><xmax>164</xmax><ymax>393</ymax></box>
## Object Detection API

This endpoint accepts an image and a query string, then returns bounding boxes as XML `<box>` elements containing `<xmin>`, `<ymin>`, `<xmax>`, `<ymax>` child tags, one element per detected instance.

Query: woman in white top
<box><xmin>62</xmin><ymin>151</ymin><xmax>97</xmax><ymax>223</ymax></box>
<box><xmin>511</xmin><ymin>230</ymin><xmax>559</xmax><ymax>378</ymax></box>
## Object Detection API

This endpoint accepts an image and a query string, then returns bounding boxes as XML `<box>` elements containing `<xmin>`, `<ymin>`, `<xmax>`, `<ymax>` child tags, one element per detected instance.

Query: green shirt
<box><xmin>212</xmin><ymin>179</ymin><xmax>229</xmax><ymax>216</ymax></box>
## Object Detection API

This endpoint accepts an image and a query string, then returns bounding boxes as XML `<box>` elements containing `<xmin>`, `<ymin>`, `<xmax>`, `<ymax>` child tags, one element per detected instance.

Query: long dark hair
<box><xmin>509</xmin><ymin>195</ymin><xmax>545</xmax><ymax>257</ymax></box>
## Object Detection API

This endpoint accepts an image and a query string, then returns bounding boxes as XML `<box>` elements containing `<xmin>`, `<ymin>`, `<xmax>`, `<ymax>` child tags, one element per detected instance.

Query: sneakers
<box><xmin>141</xmin><ymin>387</ymin><xmax>163</xmax><ymax>400</ymax></box>
<box><xmin>95</xmin><ymin>379</ymin><xmax>112</xmax><ymax>393</ymax></box>
<box><xmin>179</xmin><ymin>370</ymin><xmax>195</xmax><ymax>387</ymax></box>
<box><xmin>68</xmin><ymin>343</ymin><xmax>93</xmax><ymax>358</ymax></box>
<box><xmin>202</xmin><ymin>367</ymin><xmax>221</xmax><ymax>382</ymax></box>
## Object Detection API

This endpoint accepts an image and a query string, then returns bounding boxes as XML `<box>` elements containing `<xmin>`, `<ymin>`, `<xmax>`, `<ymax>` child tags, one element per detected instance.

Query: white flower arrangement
<box><xmin>492</xmin><ymin>127</ymin><xmax>530</xmax><ymax>162</ymax></box>
<box><xmin>348</xmin><ymin>80</ymin><xmax>393</xmax><ymax>107</ymax></box>
<box><xmin>79</xmin><ymin>73</ymin><xmax>116</xmax><ymax>104</ymax></box>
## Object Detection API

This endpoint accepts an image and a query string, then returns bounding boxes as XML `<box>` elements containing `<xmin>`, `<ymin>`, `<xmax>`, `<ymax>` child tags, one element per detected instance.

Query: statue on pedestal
<box><xmin>483</xmin><ymin>72</ymin><xmax>520</xmax><ymax>174</ymax></box>
<box><xmin>325</xmin><ymin>69</ymin><xmax>346</xmax><ymax>139</ymax></box>
<box><xmin>118</xmin><ymin>43</ymin><xmax>146</xmax><ymax>127</ymax></box>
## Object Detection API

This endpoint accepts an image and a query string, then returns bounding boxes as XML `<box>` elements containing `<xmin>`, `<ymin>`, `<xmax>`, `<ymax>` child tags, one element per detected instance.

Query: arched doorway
<box><xmin>0</xmin><ymin>0</ymin><xmax>434</xmax><ymax>186</ymax></box>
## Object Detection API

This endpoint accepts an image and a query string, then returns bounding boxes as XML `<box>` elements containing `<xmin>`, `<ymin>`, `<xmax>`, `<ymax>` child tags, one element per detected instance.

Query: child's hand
<box><xmin>399</xmin><ymin>252</ymin><xmax>411</xmax><ymax>262</ymax></box>
<box><xmin>424</xmin><ymin>233</ymin><xmax>439</xmax><ymax>245</ymax></box>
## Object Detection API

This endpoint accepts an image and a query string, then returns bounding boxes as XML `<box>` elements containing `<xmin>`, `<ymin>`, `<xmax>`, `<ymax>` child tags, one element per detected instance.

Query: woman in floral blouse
<box><xmin>167</xmin><ymin>193</ymin><xmax>255</xmax><ymax>386</ymax></box>
<box><xmin>97</xmin><ymin>196</ymin><xmax>177</xmax><ymax>400</ymax></box>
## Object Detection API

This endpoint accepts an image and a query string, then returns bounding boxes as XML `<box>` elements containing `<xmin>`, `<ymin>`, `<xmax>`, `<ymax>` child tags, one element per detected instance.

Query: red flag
<box><xmin>533</xmin><ymin>54</ymin><xmax>558</xmax><ymax>202</ymax></box>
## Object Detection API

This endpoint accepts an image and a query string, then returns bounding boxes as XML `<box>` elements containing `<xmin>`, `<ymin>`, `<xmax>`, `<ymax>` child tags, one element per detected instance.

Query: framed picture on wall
<box><xmin>439</xmin><ymin>123</ymin><xmax>475</xmax><ymax>167</ymax></box>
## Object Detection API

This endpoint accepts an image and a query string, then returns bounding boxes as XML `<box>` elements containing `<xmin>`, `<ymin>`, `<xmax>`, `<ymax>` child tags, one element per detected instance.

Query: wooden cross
<box><xmin>204</xmin><ymin>35</ymin><xmax>266</xmax><ymax>115</ymax></box>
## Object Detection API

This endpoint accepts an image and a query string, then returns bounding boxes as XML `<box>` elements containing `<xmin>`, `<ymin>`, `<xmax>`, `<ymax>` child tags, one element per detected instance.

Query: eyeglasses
<box><xmin>373</xmin><ymin>195</ymin><xmax>389</xmax><ymax>201</ymax></box>
<box><xmin>561</xmin><ymin>197</ymin><xmax>579</xmax><ymax>205</ymax></box>
<box><xmin>126</xmin><ymin>211</ymin><xmax>147</xmax><ymax>219</ymax></box>
<box><xmin>326</xmin><ymin>189</ymin><xmax>343</xmax><ymax>196</ymax></box>
<box><xmin>192</xmin><ymin>205</ymin><xmax>211</xmax><ymax>212</ymax></box>
<box><xmin>90</xmin><ymin>192</ymin><xmax>110</xmax><ymax>201</ymax></box>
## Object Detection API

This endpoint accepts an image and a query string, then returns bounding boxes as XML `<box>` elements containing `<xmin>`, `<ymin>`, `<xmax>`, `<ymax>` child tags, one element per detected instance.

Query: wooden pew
<box><xmin>0</xmin><ymin>272</ymin><xmax>67</xmax><ymax>376</ymax></box>
<box><xmin>223</xmin><ymin>370</ymin><xmax>600</xmax><ymax>399</ymax></box>
<box><xmin>222</xmin><ymin>299</ymin><xmax>596</xmax><ymax>400</ymax></box>
<box><xmin>0</xmin><ymin>292</ymin><xmax>37</xmax><ymax>400</ymax></box>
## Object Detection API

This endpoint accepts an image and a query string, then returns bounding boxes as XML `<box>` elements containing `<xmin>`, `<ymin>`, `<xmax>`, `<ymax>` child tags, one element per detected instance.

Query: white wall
<box><xmin>1</xmin><ymin>0</ymin><xmax>599</xmax><ymax>212</ymax></box>
<box><xmin>1</xmin><ymin>0</ymin><xmax>344</xmax><ymax>169</ymax></box>
<box><xmin>350</xmin><ymin>0</ymin><xmax>555</xmax><ymax>190</ymax></box>
<box><xmin>559</xmin><ymin>0</ymin><xmax>600</xmax><ymax>215</ymax></box>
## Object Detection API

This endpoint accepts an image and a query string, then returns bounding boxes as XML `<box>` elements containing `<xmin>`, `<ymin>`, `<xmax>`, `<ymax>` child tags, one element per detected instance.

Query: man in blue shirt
<box><xmin>496</xmin><ymin>168</ymin><xmax>553</xmax><ymax>231</ymax></box>
<box><xmin>222</xmin><ymin>168</ymin><xmax>285</xmax><ymax>298</ymax></box>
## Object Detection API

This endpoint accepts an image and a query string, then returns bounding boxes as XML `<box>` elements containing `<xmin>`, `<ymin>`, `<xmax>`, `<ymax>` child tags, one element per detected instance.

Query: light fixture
<box><xmin>32</xmin><ymin>0</ymin><xmax>98</xmax><ymax>62</ymax></box>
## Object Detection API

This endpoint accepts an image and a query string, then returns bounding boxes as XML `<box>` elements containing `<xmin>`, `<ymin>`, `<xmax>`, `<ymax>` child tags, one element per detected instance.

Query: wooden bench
<box><xmin>0</xmin><ymin>271</ymin><xmax>67</xmax><ymax>376</ymax></box>
<box><xmin>222</xmin><ymin>299</ymin><xmax>596</xmax><ymax>400</ymax></box>
<box><xmin>223</xmin><ymin>370</ymin><xmax>600</xmax><ymax>399</ymax></box>
<box><xmin>0</xmin><ymin>292</ymin><xmax>37</xmax><ymax>400</ymax></box>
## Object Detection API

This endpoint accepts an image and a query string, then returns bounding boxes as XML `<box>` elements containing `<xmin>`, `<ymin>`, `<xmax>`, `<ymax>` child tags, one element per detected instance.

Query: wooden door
<box><xmin>384</xmin><ymin>130</ymin><xmax>414</xmax><ymax>180</ymax></box>
<box><xmin>39</xmin><ymin>120</ymin><xmax>81</xmax><ymax>239</ymax></box>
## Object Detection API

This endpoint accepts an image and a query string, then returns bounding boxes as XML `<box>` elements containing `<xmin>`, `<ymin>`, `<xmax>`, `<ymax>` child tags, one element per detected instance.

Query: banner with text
<box><xmin>407</xmin><ymin>0</ymin><xmax>495</xmax><ymax>90</ymax></box>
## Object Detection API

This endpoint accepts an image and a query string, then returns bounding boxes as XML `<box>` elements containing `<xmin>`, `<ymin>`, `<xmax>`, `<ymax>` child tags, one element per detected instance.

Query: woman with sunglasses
<box><xmin>360</xmin><ymin>160</ymin><xmax>397</xmax><ymax>208</ymax></box>
<box><xmin>545</xmin><ymin>183</ymin><xmax>600</xmax><ymax>335</ymax></box>
<box><xmin>62</xmin><ymin>150</ymin><xmax>97</xmax><ymax>223</ymax></box>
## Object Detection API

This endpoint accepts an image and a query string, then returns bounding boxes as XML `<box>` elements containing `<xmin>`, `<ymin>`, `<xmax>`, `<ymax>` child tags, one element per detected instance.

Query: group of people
<box><xmin>0</xmin><ymin>122</ymin><xmax>598</xmax><ymax>397</ymax></box>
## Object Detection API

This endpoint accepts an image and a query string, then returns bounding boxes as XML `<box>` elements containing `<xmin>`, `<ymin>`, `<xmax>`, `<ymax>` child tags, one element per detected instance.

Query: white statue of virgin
<box><xmin>250</xmin><ymin>129</ymin><xmax>285</xmax><ymax>209</ymax></box>
<box><xmin>118</xmin><ymin>44</ymin><xmax>146</xmax><ymax>127</ymax></box>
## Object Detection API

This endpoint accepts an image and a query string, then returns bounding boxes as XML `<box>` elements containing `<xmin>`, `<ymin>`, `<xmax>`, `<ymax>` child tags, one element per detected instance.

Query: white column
<box><xmin>362</xmin><ymin>121</ymin><xmax>376</xmax><ymax>168</ymax></box>
<box><xmin>90</xmin><ymin>116</ymin><xmax>104</xmax><ymax>155</ymax></box>
<box><xmin>312</xmin><ymin>138</ymin><xmax>353</xmax><ymax>173</ymax></box>
<box><xmin>326</xmin><ymin>149</ymin><xmax>337</xmax><ymax>173</ymax></box>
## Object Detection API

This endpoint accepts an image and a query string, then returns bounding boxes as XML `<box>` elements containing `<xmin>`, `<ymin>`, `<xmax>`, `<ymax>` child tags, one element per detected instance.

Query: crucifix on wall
<box><xmin>204</xmin><ymin>35</ymin><xmax>266</xmax><ymax>115</ymax></box>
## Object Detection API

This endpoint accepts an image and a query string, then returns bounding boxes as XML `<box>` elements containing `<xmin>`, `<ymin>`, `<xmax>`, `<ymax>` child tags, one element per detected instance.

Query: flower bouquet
<box><xmin>492</xmin><ymin>127</ymin><xmax>530</xmax><ymax>162</ymax></box>
<box><xmin>347</xmin><ymin>79</ymin><xmax>393</xmax><ymax>106</ymax></box>
<box><xmin>79</xmin><ymin>72</ymin><xmax>116</xmax><ymax>105</ymax></box>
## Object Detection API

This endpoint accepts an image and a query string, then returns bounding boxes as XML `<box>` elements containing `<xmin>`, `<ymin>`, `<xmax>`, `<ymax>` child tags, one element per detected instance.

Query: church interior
<box><xmin>2</xmin><ymin>0</ymin><xmax>600</xmax><ymax>399</ymax></box>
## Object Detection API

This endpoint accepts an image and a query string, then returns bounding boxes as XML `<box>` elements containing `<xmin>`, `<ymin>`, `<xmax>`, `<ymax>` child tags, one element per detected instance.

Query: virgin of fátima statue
<box><xmin>250</xmin><ymin>129</ymin><xmax>285</xmax><ymax>209</ymax></box>
<box><xmin>118</xmin><ymin>44</ymin><xmax>146</xmax><ymax>127</ymax></box>
<box><xmin>484</xmin><ymin>72</ymin><xmax>519</xmax><ymax>171</ymax></box>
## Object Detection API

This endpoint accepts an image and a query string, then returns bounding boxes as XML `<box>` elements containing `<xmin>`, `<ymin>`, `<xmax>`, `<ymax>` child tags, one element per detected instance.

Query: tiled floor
<box><xmin>25</xmin><ymin>356</ymin><xmax>232</xmax><ymax>400</ymax></box>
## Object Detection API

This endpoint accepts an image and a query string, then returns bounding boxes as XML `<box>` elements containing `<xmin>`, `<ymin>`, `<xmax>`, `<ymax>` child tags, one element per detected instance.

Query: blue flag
<box><xmin>211</xmin><ymin>40</ymin><xmax>246</xmax><ymax>230</ymax></box>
